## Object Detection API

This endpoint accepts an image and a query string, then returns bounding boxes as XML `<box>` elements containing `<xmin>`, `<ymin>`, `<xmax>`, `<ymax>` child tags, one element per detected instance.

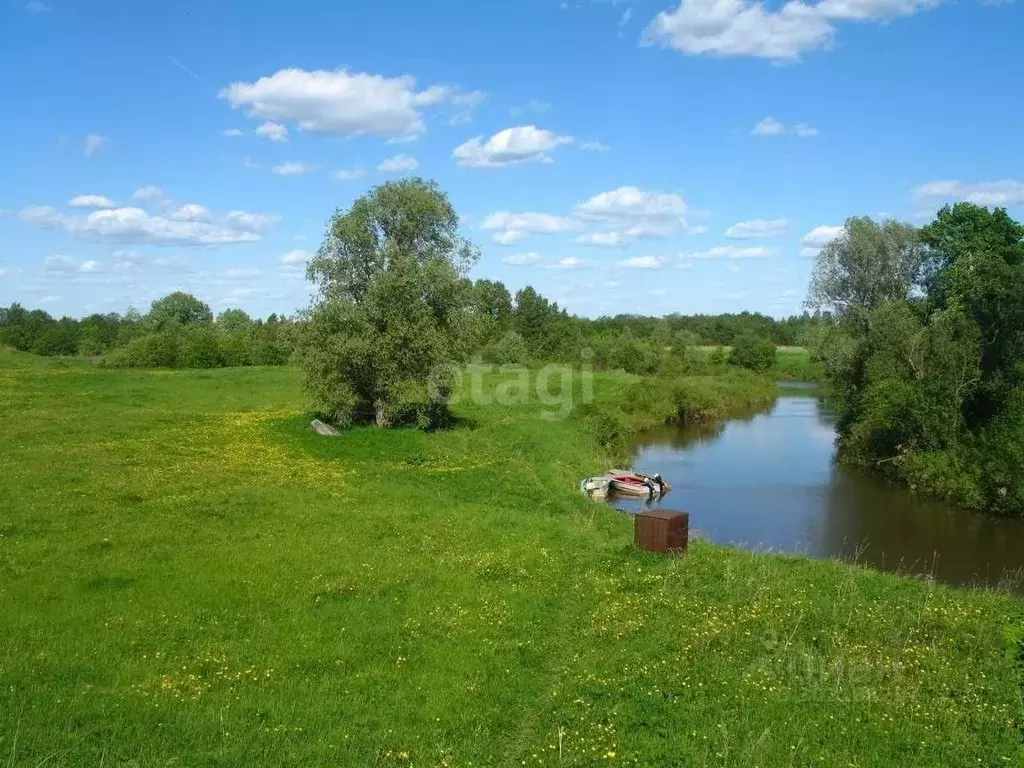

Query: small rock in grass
<box><xmin>311</xmin><ymin>419</ymin><xmax>341</xmax><ymax>437</ymax></box>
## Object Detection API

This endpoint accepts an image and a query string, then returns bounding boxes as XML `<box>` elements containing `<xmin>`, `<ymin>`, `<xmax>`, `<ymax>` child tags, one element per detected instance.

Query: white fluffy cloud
<box><xmin>685</xmin><ymin>246</ymin><xmax>771</xmax><ymax>259</ymax></box>
<box><xmin>168</xmin><ymin>204</ymin><xmax>211</xmax><ymax>222</ymax></box>
<box><xmin>19</xmin><ymin>192</ymin><xmax>279</xmax><ymax>247</ymax></box>
<box><xmin>618</xmin><ymin>255</ymin><xmax>664</xmax><ymax>269</ymax></box>
<box><xmin>574</xmin><ymin>186</ymin><xmax>689</xmax><ymax>239</ymax></box>
<box><xmin>725</xmin><ymin>218</ymin><xmax>791</xmax><ymax>238</ymax></box>
<box><xmin>110</xmin><ymin>250</ymin><xmax>189</xmax><ymax>274</ymax></box>
<box><xmin>577</xmin><ymin>186</ymin><xmax>688</xmax><ymax>222</ymax></box>
<box><xmin>272</xmin><ymin>161</ymin><xmax>312</xmax><ymax>176</ymax></box>
<box><xmin>576</xmin><ymin>186</ymin><xmax>687</xmax><ymax>223</ymax></box>
<box><xmin>224</xmin><ymin>268</ymin><xmax>261</xmax><ymax>279</ymax></box>
<box><xmin>334</xmin><ymin>168</ymin><xmax>365</xmax><ymax>181</ymax></box>
<box><xmin>45</xmin><ymin>255</ymin><xmax>101</xmax><ymax>274</ymax></box>
<box><xmin>752</xmin><ymin>117</ymin><xmax>785</xmax><ymax>136</ymax></box>
<box><xmin>549</xmin><ymin>256</ymin><xmax>587</xmax><ymax>269</ymax></box>
<box><xmin>377</xmin><ymin>154</ymin><xmax>420</xmax><ymax>173</ymax></box>
<box><xmin>132</xmin><ymin>185</ymin><xmax>169</xmax><ymax>204</ymax></box>
<box><xmin>219</xmin><ymin>68</ymin><xmax>475</xmax><ymax>140</ymax></box>
<box><xmin>752</xmin><ymin>117</ymin><xmax>818</xmax><ymax>136</ymax></box>
<box><xmin>484</xmin><ymin>187</ymin><xmax>696</xmax><ymax>247</ymax></box>
<box><xmin>501</xmin><ymin>252</ymin><xmax>541</xmax><ymax>266</ymax></box>
<box><xmin>576</xmin><ymin>231</ymin><xmax>628</xmax><ymax>247</ymax></box>
<box><xmin>481</xmin><ymin>211</ymin><xmax>576</xmax><ymax>245</ymax></box>
<box><xmin>801</xmin><ymin>225</ymin><xmax>844</xmax><ymax>247</ymax></box>
<box><xmin>69</xmin><ymin>195</ymin><xmax>116</xmax><ymax>209</ymax></box>
<box><xmin>580</xmin><ymin>140</ymin><xmax>610</xmax><ymax>152</ymax></box>
<box><xmin>223</xmin><ymin>211</ymin><xmax>280</xmax><ymax>233</ymax></box>
<box><xmin>45</xmin><ymin>255</ymin><xmax>81</xmax><ymax>273</ymax></box>
<box><xmin>222</xmin><ymin>128</ymin><xmax>244</xmax><ymax>138</ymax></box>
<box><xmin>644</xmin><ymin>0</ymin><xmax>937</xmax><ymax>62</ymax></box>
<box><xmin>84</xmin><ymin>134</ymin><xmax>106</xmax><ymax>157</ymax></box>
<box><xmin>280</xmin><ymin>249</ymin><xmax>311</xmax><ymax>266</ymax></box>
<box><xmin>492</xmin><ymin>231</ymin><xmax>523</xmax><ymax>246</ymax></box>
<box><xmin>256</xmin><ymin>121</ymin><xmax>288</xmax><ymax>142</ymax></box>
<box><xmin>644</xmin><ymin>0</ymin><xmax>833</xmax><ymax>60</ymax></box>
<box><xmin>453</xmin><ymin>125</ymin><xmax>574</xmax><ymax>168</ymax></box>
<box><xmin>911</xmin><ymin>179</ymin><xmax>1024</xmax><ymax>208</ymax></box>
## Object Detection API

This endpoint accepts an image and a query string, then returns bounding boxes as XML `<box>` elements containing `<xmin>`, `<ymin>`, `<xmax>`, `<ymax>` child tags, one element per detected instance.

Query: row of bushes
<box><xmin>476</xmin><ymin>328</ymin><xmax>792</xmax><ymax>378</ymax></box>
<box><xmin>107</xmin><ymin>327</ymin><xmax>293</xmax><ymax>369</ymax></box>
<box><xmin>577</xmin><ymin>368</ymin><xmax>780</xmax><ymax>460</ymax></box>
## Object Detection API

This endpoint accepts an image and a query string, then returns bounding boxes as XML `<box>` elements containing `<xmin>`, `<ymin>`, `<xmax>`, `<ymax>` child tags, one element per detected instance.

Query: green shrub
<box><xmin>379</xmin><ymin>378</ymin><xmax>452</xmax><ymax>430</ymax></box>
<box><xmin>180</xmin><ymin>328</ymin><xmax>224</xmax><ymax>369</ymax></box>
<box><xmin>106</xmin><ymin>332</ymin><xmax>181</xmax><ymax>368</ymax></box>
<box><xmin>482</xmin><ymin>331</ymin><xmax>529</xmax><ymax>366</ymax></box>
<box><xmin>218</xmin><ymin>332</ymin><xmax>255</xmax><ymax>367</ymax></box>
<box><xmin>729</xmin><ymin>334</ymin><xmax>776</xmax><ymax>372</ymax></box>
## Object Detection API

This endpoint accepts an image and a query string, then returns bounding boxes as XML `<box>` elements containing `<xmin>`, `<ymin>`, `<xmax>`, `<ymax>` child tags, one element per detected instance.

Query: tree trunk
<box><xmin>374</xmin><ymin>400</ymin><xmax>389</xmax><ymax>427</ymax></box>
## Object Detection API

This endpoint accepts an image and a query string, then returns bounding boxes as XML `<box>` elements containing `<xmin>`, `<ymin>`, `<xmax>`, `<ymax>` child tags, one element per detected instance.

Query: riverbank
<box><xmin>619</xmin><ymin>391</ymin><xmax>1024</xmax><ymax>591</ymax></box>
<box><xmin>0</xmin><ymin>350</ymin><xmax>1021</xmax><ymax>766</ymax></box>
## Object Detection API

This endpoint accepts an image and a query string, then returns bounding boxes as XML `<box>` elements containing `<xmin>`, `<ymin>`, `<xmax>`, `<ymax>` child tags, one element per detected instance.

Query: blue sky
<box><xmin>1</xmin><ymin>0</ymin><xmax>1022</xmax><ymax>320</ymax></box>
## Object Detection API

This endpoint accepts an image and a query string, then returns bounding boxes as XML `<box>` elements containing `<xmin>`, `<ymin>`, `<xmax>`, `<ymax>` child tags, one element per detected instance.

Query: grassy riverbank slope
<box><xmin>0</xmin><ymin>350</ymin><xmax>1020</xmax><ymax>766</ymax></box>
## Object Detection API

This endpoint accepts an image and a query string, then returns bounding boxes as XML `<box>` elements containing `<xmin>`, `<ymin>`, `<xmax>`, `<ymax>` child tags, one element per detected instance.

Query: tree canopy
<box><xmin>148</xmin><ymin>292</ymin><xmax>213</xmax><ymax>330</ymax></box>
<box><xmin>811</xmin><ymin>205</ymin><xmax>1024</xmax><ymax>515</ymax></box>
<box><xmin>806</xmin><ymin>217</ymin><xmax>926</xmax><ymax>316</ymax></box>
<box><xmin>301</xmin><ymin>179</ymin><xmax>478</xmax><ymax>428</ymax></box>
<box><xmin>307</xmin><ymin>178</ymin><xmax>478</xmax><ymax>304</ymax></box>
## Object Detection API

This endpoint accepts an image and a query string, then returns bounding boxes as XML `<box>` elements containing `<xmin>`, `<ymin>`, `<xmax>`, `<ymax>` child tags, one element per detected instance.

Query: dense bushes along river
<box><xmin>809</xmin><ymin>205</ymin><xmax>1024</xmax><ymax>517</ymax></box>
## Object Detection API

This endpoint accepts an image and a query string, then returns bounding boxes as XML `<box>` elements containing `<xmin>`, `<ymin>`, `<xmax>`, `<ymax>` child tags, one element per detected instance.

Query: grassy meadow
<box><xmin>0</xmin><ymin>349</ymin><xmax>1021</xmax><ymax>766</ymax></box>
<box><xmin>693</xmin><ymin>345</ymin><xmax>826</xmax><ymax>382</ymax></box>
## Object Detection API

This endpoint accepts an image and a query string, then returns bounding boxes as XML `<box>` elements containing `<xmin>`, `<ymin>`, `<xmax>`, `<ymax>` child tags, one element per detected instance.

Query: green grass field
<box><xmin>0</xmin><ymin>349</ymin><xmax>1020</xmax><ymax>766</ymax></box>
<box><xmin>693</xmin><ymin>345</ymin><xmax>826</xmax><ymax>382</ymax></box>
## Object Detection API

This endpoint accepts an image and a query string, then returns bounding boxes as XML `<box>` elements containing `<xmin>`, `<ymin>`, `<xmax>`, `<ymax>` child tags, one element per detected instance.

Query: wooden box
<box><xmin>634</xmin><ymin>509</ymin><xmax>689</xmax><ymax>554</ymax></box>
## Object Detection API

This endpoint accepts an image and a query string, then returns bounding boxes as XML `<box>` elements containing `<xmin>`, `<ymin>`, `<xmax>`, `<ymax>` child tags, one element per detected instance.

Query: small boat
<box><xmin>608</xmin><ymin>469</ymin><xmax>671</xmax><ymax>499</ymax></box>
<box><xmin>579</xmin><ymin>476</ymin><xmax>613</xmax><ymax>497</ymax></box>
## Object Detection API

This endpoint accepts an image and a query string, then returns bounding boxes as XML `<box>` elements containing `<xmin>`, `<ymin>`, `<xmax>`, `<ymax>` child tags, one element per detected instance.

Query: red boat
<box><xmin>608</xmin><ymin>469</ymin><xmax>670</xmax><ymax>499</ymax></box>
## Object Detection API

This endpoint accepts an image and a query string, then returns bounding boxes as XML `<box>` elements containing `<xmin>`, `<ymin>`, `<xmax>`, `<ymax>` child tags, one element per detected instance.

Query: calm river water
<box><xmin>611</xmin><ymin>385</ymin><xmax>1024</xmax><ymax>592</ymax></box>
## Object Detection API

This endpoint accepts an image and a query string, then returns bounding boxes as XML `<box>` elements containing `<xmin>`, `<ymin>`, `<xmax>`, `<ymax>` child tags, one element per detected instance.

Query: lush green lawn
<box><xmin>692</xmin><ymin>345</ymin><xmax>826</xmax><ymax>381</ymax></box>
<box><xmin>0</xmin><ymin>350</ymin><xmax>1020</xmax><ymax>766</ymax></box>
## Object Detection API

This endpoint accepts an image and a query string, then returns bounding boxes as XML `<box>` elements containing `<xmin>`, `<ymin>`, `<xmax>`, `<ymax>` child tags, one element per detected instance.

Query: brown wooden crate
<box><xmin>634</xmin><ymin>510</ymin><xmax>689</xmax><ymax>554</ymax></box>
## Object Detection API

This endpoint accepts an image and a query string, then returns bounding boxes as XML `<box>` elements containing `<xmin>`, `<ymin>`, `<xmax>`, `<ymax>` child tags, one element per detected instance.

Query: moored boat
<box><xmin>579</xmin><ymin>469</ymin><xmax>671</xmax><ymax>500</ymax></box>
<box><xmin>608</xmin><ymin>469</ymin><xmax>670</xmax><ymax>499</ymax></box>
<box><xmin>579</xmin><ymin>476</ymin><xmax>613</xmax><ymax>497</ymax></box>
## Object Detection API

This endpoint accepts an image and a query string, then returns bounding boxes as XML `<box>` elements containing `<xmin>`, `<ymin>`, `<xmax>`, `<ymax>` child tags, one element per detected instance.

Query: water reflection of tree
<box><xmin>632</xmin><ymin>421</ymin><xmax>726</xmax><ymax>452</ymax></box>
<box><xmin>632</xmin><ymin>401</ymin><xmax>774</xmax><ymax>452</ymax></box>
<box><xmin>818</xmin><ymin>465</ymin><xmax>1024</xmax><ymax>590</ymax></box>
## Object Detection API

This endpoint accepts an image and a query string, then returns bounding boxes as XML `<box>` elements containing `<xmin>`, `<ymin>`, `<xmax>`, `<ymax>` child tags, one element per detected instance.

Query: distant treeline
<box><xmin>0</xmin><ymin>285</ymin><xmax>826</xmax><ymax>374</ymax></box>
<box><xmin>0</xmin><ymin>294</ymin><xmax>302</xmax><ymax>368</ymax></box>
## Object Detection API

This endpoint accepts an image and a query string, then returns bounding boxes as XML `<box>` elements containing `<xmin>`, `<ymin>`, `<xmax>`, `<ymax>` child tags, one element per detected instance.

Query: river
<box><xmin>610</xmin><ymin>384</ymin><xmax>1024</xmax><ymax>592</ymax></box>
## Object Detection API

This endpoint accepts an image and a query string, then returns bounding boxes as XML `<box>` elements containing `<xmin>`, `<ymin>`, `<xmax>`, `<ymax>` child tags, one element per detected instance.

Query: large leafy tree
<box><xmin>921</xmin><ymin>204</ymin><xmax>1024</xmax><ymax>425</ymax></box>
<box><xmin>307</xmin><ymin>178</ymin><xmax>477</xmax><ymax>304</ymax></box>
<box><xmin>818</xmin><ymin>204</ymin><xmax>1024</xmax><ymax>514</ymax></box>
<box><xmin>216</xmin><ymin>308</ymin><xmax>254</xmax><ymax>335</ymax></box>
<box><xmin>806</xmin><ymin>217</ymin><xmax>926</xmax><ymax>316</ymax></box>
<box><xmin>147</xmin><ymin>292</ymin><xmax>213</xmax><ymax>330</ymax></box>
<box><xmin>302</xmin><ymin>179</ymin><xmax>479</xmax><ymax>428</ymax></box>
<box><xmin>468</xmin><ymin>278</ymin><xmax>513</xmax><ymax>347</ymax></box>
